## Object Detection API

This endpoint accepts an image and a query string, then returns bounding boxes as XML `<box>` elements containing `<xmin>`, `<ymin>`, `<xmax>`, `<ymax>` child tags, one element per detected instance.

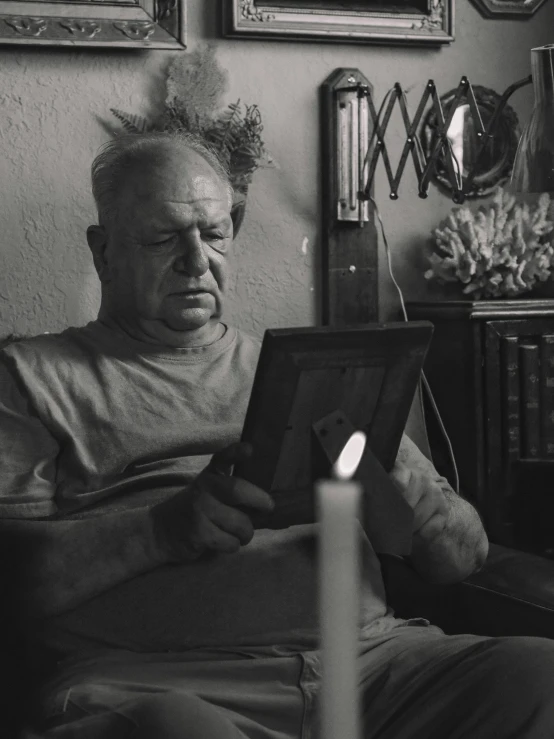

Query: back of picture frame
<box><xmin>234</xmin><ymin>322</ymin><xmax>434</xmax><ymax>529</ymax></box>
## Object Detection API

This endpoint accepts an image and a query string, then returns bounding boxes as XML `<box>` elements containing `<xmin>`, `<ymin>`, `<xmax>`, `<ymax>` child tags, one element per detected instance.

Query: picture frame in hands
<box><xmin>234</xmin><ymin>322</ymin><xmax>434</xmax><ymax>554</ymax></box>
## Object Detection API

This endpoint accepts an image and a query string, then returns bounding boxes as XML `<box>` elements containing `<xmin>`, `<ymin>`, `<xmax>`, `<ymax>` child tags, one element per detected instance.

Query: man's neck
<box><xmin>97</xmin><ymin>309</ymin><xmax>225</xmax><ymax>349</ymax></box>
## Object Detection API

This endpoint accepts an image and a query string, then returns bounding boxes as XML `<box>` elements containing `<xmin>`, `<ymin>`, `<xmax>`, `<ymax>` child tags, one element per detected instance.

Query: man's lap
<box><xmin>356</xmin><ymin>625</ymin><xmax>554</xmax><ymax>738</ymax></box>
<box><xmin>40</xmin><ymin>649</ymin><xmax>307</xmax><ymax>739</ymax></box>
<box><xmin>39</xmin><ymin>626</ymin><xmax>554</xmax><ymax>739</ymax></box>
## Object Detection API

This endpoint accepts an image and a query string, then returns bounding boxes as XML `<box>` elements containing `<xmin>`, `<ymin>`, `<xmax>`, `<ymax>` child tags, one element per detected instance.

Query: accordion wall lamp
<box><xmin>320</xmin><ymin>44</ymin><xmax>554</xmax><ymax>326</ymax></box>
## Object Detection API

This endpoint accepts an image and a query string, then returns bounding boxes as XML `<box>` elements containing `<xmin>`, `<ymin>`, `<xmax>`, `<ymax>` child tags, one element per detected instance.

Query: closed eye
<box><xmin>203</xmin><ymin>232</ymin><xmax>230</xmax><ymax>251</ymax></box>
<box><xmin>148</xmin><ymin>235</ymin><xmax>176</xmax><ymax>247</ymax></box>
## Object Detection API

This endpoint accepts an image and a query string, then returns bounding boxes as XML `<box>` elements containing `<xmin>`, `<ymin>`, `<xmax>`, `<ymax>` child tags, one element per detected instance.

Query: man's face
<box><xmin>97</xmin><ymin>147</ymin><xmax>233</xmax><ymax>343</ymax></box>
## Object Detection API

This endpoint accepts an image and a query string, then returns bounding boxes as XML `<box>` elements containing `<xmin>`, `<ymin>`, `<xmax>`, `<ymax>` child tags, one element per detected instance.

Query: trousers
<box><xmin>38</xmin><ymin>624</ymin><xmax>554</xmax><ymax>739</ymax></box>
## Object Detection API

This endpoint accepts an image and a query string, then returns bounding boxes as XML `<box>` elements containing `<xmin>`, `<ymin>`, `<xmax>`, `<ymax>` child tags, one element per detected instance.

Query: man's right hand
<box><xmin>150</xmin><ymin>442</ymin><xmax>274</xmax><ymax>563</ymax></box>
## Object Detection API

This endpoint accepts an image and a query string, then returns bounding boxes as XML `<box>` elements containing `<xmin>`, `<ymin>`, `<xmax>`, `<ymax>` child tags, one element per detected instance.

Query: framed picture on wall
<box><xmin>223</xmin><ymin>1</ymin><xmax>454</xmax><ymax>45</ymax></box>
<box><xmin>0</xmin><ymin>0</ymin><xmax>186</xmax><ymax>48</ymax></box>
<box><xmin>470</xmin><ymin>0</ymin><xmax>547</xmax><ymax>17</ymax></box>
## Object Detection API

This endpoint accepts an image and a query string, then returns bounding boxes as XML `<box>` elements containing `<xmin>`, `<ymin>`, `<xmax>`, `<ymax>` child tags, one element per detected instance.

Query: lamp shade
<box><xmin>511</xmin><ymin>45</ymin><xmax>554</xmax><ymax>193</ymax></box>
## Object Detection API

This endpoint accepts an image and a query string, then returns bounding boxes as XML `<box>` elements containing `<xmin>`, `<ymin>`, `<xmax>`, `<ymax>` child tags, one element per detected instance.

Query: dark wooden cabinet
<box><xmin>407</xmin><ymin>300</ymin><xmax>554</xmax><ymax>555</ymax></box>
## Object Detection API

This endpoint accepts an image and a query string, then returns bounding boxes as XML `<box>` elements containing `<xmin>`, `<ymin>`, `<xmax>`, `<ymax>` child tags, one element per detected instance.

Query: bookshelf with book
<box><xmin>520</xmin><ymin>341</ymin><xmax>541</xmax><ymax>460</ymax></box>
<box><xmin>540</xmin><ymin>334</ymin><xmax>554</xmax><ymax>458</ymax></box>
<box><xmin>406</xmin><ymin>299</ymin><xmax>554</xmax><ymax>556</ymax></box>
<box><xmin>501</xmin><ymin>335</ymin><xmax>520</xmax><ymax>464</ymax></box>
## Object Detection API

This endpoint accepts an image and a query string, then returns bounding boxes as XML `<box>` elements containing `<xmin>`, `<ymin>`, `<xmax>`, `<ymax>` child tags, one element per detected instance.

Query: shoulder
<box><xmin>0</xmin><ymin>331</ymin><xmax>86</xmax><ymax>424</ymax></box>
<box><xmin>0</xmin><ymin>325</ymin><xmax>102</xmax><ymax>394</ymax></box>
<box><xmin>2</xmin><ymin>325</ymin><xmax>88</xmax><ymax>364</ymax></box>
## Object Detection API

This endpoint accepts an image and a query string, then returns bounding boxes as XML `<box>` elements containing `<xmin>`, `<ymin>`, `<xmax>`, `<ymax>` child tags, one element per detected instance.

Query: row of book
<box><xmin>502</xmin><ymin>334</ymin><xmax>554</xmax><ymax>460</ymax></box>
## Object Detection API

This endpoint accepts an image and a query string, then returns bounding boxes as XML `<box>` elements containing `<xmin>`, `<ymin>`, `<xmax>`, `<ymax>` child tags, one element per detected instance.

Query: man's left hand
<box><xmin>386</xmin><ymin>434</ymin><xmax>488</xmax><ymax>583</ymax></box>
<box><xmin>389</xmin><ymin>461</ymin><xmax>450</xmax><ymax>544</ymax></box>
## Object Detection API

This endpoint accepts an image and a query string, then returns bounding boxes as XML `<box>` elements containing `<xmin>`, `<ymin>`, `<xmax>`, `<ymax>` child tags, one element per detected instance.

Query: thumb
<box><xmin>208</xmin><ymin>442</ymin><xmax>253</xmax><ymax>476</ymax></box>
<box><xmin>389</xmin><ymin>461</ymin><xmax>412</xmax><ymax>491</ymax></box>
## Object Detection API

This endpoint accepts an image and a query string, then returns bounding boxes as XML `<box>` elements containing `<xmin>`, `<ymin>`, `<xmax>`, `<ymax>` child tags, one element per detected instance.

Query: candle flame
<box><xmin>332</xmin><ymin>431</ymin><xmax>367</xmax><ymax>480</ymax></box>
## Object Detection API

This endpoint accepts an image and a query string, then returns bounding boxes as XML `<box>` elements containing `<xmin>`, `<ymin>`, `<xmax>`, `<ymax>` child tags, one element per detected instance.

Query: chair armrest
<box><xmin>380</xmin><ymin>543</ymin><xmax>554</xmax><ymax>639</ymax></box>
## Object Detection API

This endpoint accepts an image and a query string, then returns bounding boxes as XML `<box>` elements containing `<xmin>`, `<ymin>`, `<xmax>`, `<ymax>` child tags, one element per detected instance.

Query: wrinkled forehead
<box><xmin>118</xmin><ymin>147</ymin><xmax>232</xmax><ymax>216</ymax></box>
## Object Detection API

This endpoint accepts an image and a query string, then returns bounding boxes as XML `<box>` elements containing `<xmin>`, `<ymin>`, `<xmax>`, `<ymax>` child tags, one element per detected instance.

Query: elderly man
<box><xmin>1</xmin><ymin>132</ymin><xmax>554</xmax><ymax>739</ymax></box>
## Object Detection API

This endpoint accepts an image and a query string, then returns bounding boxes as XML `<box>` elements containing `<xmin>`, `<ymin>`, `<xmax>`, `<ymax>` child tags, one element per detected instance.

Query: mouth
<box><xmin>170</xmin><ymin>289</ymin><xmax>210</xmax><ymax>296</ymax></box>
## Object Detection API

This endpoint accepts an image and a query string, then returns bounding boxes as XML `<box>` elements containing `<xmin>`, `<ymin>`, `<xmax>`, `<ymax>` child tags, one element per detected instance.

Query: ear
<box><xmin>87</xmin><ymin>225</ymin><xmax>111</xmax><ymax>283</ymax></box>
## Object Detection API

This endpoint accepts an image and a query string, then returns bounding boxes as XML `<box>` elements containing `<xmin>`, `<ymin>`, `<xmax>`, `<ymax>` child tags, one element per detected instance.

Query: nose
<box><xmin>173</xmin><ymin>233</ymin><xmax>210</xmax><ymax>277</ymax></box>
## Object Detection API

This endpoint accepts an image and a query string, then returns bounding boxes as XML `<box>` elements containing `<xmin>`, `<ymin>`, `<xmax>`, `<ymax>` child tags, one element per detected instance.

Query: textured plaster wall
<box><xmin>1</xmin><ymin>2</ymin><xmax>554</xmax><ymax>338</ymax></box>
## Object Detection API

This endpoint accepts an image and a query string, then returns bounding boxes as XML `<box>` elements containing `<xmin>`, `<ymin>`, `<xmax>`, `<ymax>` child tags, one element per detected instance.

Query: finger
<box><xmin>416</xmin><ymin>510</ymin><xmax>448</xmax><ymax>540</ymax></box>
<box><xmin>208</xmin><ymin>442</ymin><xmax>253</xmax><ymax>476</ymax></box>
<box><xmin>408</xmin><ymin>482</ymin><xmax>449</xmax><ymax>533</ymax></box>
<box><xmin>194</xmin><ymin>512</ymin><xmax>243</xmax><ymax>554</ymax></box>
<box><xmin>204</xmin><ymin>473</ymin><xmax>274</xmax><ymax>513</ymax></box>
<box><xmin>412</xmin><ymin>496</ymin><xmax>441</xmax><ymax>532</ymax></box>
<box><xmin>389</xmin><ymin>463</ymin><xmax>412</xmax><ymax>491</ymax></box>
<box><xmin>201</xmin><ymin>496</ymin><xmax>255</xmax><ymax>546</ymax></box>
<box><xmin>389</xmin><ymin>465</ymin><xmax>423</xmax><ymax>509</ymax></box>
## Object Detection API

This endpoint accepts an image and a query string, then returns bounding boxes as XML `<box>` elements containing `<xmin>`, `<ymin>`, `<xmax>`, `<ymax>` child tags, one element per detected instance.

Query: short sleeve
<box><xmin>0</xmin><ymin>354</ymin><xmax>59</xmax><ymax>519</ymax></box>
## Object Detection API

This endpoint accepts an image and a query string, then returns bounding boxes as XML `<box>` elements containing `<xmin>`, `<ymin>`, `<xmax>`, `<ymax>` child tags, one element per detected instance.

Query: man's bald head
<box><xmin>91</xmin><ymin>132</ymin><xmax>233</xmax><ymax>228</ymax></box>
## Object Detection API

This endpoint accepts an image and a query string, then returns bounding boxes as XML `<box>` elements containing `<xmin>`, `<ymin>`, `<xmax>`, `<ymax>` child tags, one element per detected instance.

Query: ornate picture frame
<box><xmin>0</xmin><ymin>0</ymin><xmax>186</xmax><ymax>48</ymax></box>
<box><xmin>223</xmin><ymin>1</ymin><xmax>454</xmax><ymax>46</ymax></box>
<box><xmin>469</xmin><ymin>0</ymin><xmax>547</xmax><ymax>17</ymax></box>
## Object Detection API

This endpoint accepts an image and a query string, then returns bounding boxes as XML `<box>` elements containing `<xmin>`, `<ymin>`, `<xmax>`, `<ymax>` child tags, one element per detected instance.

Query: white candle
<box><xmin>316</xmin><ymin>431</ymin><xmax>365</xmax><ymax>739</ymax></box>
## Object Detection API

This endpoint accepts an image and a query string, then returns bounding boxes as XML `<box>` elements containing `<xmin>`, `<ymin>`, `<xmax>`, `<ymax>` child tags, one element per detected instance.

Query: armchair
<box><xmin>384</xmin><ymin>386</ymin><xmax>554</xmax><ymax>640</ymax></box>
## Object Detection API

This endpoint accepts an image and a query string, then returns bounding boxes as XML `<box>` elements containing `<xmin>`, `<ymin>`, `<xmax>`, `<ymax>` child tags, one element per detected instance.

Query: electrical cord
<box><xmin>368</xmin><ymin>193</ymin><xmax>461</xmax><ymax>495</ymax></box>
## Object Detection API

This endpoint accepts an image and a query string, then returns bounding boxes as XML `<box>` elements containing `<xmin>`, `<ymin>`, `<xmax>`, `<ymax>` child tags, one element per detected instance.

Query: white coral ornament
<box><xmin>425</xmin><ymin>188</ymin><xmax>554</xmax><ymax>299</ymax></box>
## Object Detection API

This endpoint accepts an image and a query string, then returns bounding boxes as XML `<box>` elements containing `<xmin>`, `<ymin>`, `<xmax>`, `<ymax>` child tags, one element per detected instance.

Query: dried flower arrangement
<box><xmin>108</xmin><ymin>46</ymin><xmax>273</xmax><ymax>231</ymax></box>
<box><xmin>425</xmin><ymin>188</ymin><xmax>554</xmax><ymax>299</ymax></box>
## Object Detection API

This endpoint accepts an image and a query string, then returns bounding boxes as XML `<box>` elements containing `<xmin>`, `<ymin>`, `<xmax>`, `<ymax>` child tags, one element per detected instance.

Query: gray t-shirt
<box><xmin>0</xmin><ymin>321</ymin><xmax>399</xmax><ymax>657</ymax></box>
